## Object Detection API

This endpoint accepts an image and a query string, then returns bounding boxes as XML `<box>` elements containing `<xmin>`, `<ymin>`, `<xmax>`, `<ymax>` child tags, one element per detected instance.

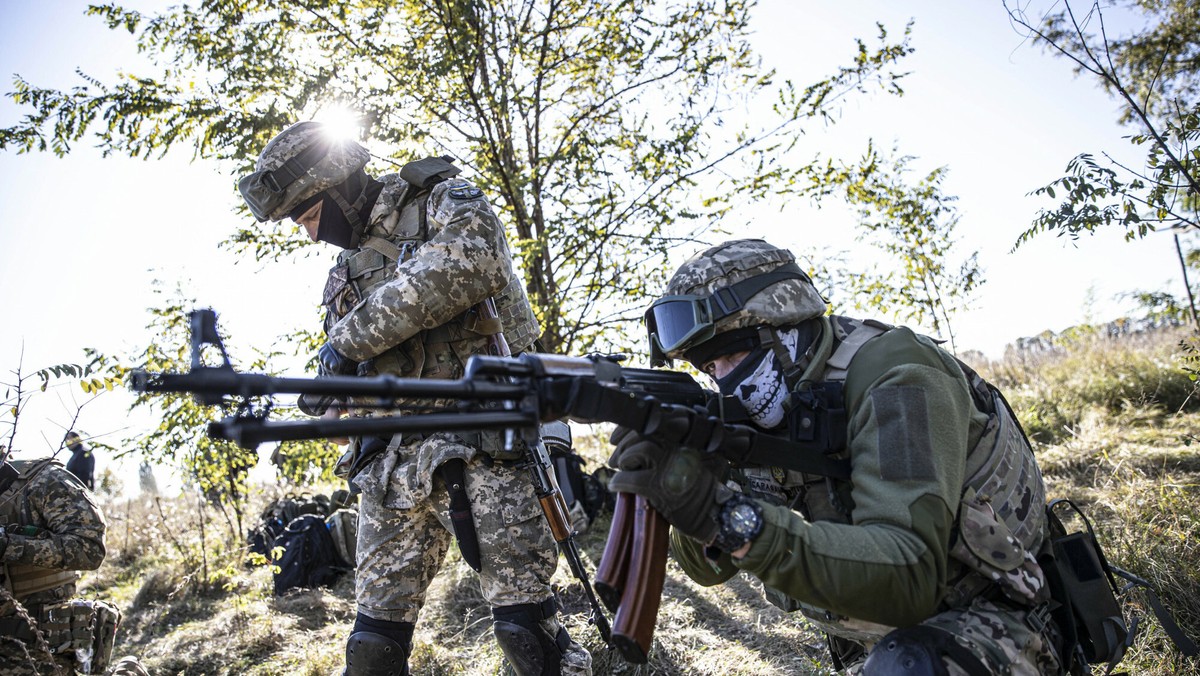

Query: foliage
<box><xmin>0</xmin><ymin>0</ymin><xmax>918</xmax><ymax>354</ymax></box>
<box><xmin>800</xmin><ymin>145</ymin><xmax>982</xmax><ymax>349</ymax></box>
<box><xmin>89</xmin><ymin>288</ymin><xmax>342</xmax><ymax>533</ymax></box>
<box><xmin>979</xmin><ymin>323</ymin><xmax>1198</xmax><ymax>443</ymax></box>
<box><xmin>1006</xmin><ymin>1</ymin><xmax>1200</xmax><ymax>251</ymax></box>
<box><xmin>1</xmin><ymin>353</ymin><xmax>122</xmax><ymax>460</ymax></box>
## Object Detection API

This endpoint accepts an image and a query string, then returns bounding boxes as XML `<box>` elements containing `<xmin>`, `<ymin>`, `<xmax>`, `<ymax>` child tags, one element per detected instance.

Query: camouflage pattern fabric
<box><xmin>1</xmin><ymin>458</ymin><xmax>107</xmax><ymax>675</ymax></box>
<box><xmin>0</xmin><ymin>459</ymin><xmax>106</xmax><ymax>573</ymax></box>
<box><xmin>351</xmin><ymin>441</ymin><xmax>591</xmax><ymax>675</ymax></box>
<box><xmin>848</xmin><ymin>598</ymin><xmax>1062</xmax><ymax>675</ymax></box>
<box><xmin>351</xmin><ymin>439</ymin><xmax>555</xmax><ymax>621</ymax></box>
<box><xmin>326</xmin><ymin>176</ymin><xmax>530</xmax><ymax>362</ymax></box>
<box><xmin>660</xmin><ymin>238</ymin><xmax>828</xmax><ymax>359</ymax></box>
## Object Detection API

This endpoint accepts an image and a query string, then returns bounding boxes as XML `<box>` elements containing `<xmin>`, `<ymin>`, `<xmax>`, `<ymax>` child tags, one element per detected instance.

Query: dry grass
<box><xmin>65</xmin><ymin>327</ymin><xmax>1200</xmax><ymax>675</ymax></box>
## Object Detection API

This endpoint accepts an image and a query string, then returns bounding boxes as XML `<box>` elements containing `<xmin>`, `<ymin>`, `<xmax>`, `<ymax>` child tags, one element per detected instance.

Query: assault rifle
<box><xmin>131</xmin><ymin>310</ymin><xmax>850</xmax><ymax>662</ymax></box>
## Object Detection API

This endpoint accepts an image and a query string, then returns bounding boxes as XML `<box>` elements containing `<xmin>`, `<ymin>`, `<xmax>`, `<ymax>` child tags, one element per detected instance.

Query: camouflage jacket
<box><xmin>672</xmin><ymin>316</ymin><xmax>1048</xmax><ymax>644</ymax></box>
<box><xmin>324</xmin><ymin>172</ymin><xmax>538</xmax><ymax>364</ymax></box>
<box><xmin>1</xmin><ymin>458</ymin><xmax>106</xmax><ymax>609</ymax></box>
<box><xmin>323</xmin><ymin>172</ymin><xmax>540</xmax><ymax>496</ymax></box>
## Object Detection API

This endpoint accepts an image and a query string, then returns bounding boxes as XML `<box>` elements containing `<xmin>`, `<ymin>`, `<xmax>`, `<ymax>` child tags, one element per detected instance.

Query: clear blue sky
<box><xmin>0</xmin><ymin>1</ymin><xmax>1185</xmax><ymax>477</ymax></box>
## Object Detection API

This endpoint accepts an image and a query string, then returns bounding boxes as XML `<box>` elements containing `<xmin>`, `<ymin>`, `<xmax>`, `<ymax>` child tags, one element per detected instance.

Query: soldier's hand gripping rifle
<box><xmin>131</xmin><ymin>310</ymin><xmax>849</xmax><ymax>662</ymax></box>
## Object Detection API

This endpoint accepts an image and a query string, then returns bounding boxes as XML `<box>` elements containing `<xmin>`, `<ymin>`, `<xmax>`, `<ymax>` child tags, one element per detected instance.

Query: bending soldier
<box><xmin>239</xmin><ymin>122</ymin><xmax>591</xmax><ymax>676</ymax></box>
<box><xmin>63</xmin><ymin>432</ymin><xmax>95</xmax><ymax>492</ymax></box>
<box><xmin>608</xmin><ymin>239</ymin><xmax>1063</xmax><ymax>674</ymax></box>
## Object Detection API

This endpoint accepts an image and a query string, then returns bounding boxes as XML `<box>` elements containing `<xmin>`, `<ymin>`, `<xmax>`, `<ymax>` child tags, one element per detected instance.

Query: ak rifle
<box><xmin>130</xmin><ymin>309</ymin><xmax>847</xmax><ymax>662</ymax></box>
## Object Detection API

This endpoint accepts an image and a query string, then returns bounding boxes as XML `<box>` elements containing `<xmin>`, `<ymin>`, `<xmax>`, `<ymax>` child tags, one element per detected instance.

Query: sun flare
<box><xmin>312</xmin><ymin>104</ymin><xmax>364</xmax><ymax>142</ymax></box>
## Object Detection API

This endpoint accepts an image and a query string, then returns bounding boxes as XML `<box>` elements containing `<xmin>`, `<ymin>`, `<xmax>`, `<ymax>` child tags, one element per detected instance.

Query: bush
<box><xmin>977</xmin><ymin>325</ymin><xmax>1199</xmax><ymax>443</ymax></box>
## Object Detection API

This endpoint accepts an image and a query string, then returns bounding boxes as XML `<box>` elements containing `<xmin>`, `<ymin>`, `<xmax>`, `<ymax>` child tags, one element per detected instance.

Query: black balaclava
<box><xmin>289</xmin><ymin>169</ymin><xmax>384</xmax><ymax>249</ymax></box>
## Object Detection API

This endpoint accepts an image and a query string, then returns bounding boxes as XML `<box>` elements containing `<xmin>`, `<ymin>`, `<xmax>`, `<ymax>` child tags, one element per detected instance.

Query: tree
<box><xmin>1005</xmin><ymin>0</ymin><xmax>1200</xmax><ymax>329</ymax></box>
<box><xmin>801</xmin><ymin>145</ymin><xmax>982</xmax><ymax>351</ymax></box>
<box><xmin>91</xmin><ymin>287</ymin><xmax>340</xmax><ymax>535</ymax></box>
<box><xmin>2</xmin><ymin>353</ymin><xmax>120</xmax><ymax>462</ymax></box>
<box><xmin>2</xmin><ymin>0</ymin><xmax>915</xmax><ymax>354</ymax></box>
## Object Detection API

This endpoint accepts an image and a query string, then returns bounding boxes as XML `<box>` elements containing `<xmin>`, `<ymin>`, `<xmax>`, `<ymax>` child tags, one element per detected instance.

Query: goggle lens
<box><xmin>646</xmin><ymin>297</ymin><xmax>713</xmax><ymax>354</ymax></box>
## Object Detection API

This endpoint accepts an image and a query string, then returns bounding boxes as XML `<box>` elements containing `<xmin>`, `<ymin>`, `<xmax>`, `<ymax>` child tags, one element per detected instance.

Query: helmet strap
<box><xmin>757</xmin><ymin>326</ymin><xmax>803</xmax><ymax>390</ymax></box>
<box><xmin>324</xmin><ymin>171</ymin><xmax>383</xmax><ymax>249</ymax></box>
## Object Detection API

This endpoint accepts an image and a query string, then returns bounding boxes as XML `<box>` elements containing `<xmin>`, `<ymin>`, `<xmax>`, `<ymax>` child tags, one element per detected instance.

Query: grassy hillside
<box><xmin>75</xmin><ymin>326</ymin><xmax>1200</xmax><ymax>675</ymax></box>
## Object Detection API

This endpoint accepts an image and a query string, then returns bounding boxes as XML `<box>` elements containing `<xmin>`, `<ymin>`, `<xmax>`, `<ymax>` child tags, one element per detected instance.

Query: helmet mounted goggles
<box><xmin>645</xmin><ymin>263</ymin><xmax>811</xmax><ymax>366</ymax></box>
<box><xmin>238</xmin><ymin>137</ymin><xmax>333</xmax><ymax>222</ymax></box>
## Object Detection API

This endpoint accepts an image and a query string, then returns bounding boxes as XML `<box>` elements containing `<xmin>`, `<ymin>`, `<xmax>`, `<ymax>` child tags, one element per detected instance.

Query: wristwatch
<box><xmin>709</xmin><ymin>493</ymin><xmax>764</xmax><ymax>554</ymax></box>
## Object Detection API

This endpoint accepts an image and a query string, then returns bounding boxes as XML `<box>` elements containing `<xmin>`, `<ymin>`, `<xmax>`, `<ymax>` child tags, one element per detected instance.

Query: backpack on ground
<box><xmin>325</xmin><ymin>507</ymin><xmax>359</xmax><ymax>569</ymax></box>
<box><xmin>272</xmin><ymin>513</ymin><xmax>348</xmax><ymax>596</ymax></box>
<box><xmin>247</xmin><ymin>492</ymin><xmax>331</xmax><ymax>560</ymax></box>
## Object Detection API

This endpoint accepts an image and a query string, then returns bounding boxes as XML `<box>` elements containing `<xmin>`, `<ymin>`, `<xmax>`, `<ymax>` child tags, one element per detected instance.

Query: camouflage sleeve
<box><xmin>1</xmin><ymin>466</ymin><xmax>107</xmax><ymax>571</ymax></box>
<box><xmin>732</xmin><ymin>329</ymin><xmax>975</xmax><ymax>628</ymax></box>
<box><xmin>326</xmin><ymin>179</ymin><xmax>513</xmax><ymax>361</ymax></box>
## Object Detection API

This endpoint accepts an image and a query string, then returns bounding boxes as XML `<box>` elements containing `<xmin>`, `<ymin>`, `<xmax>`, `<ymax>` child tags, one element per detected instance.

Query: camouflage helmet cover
<box><xmin>661</xmin><ymin>238</ymin><xmax>827</xmax><ymax>359</ymax></box>
<box><xmin>239</xmin><ymin>121</ymin><xmax>371</xmax><ymax>222</ymax></box>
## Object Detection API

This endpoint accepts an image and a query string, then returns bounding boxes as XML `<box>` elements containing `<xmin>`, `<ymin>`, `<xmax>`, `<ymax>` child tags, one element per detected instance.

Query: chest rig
<box><xmin>1</xmin><ymin>459</ymin><xmax>79</xmax><ymax>602</ymax></box>
<box><xmin>738</xmin><ymin>316</ymin><xmax>1049</xmax><ymax>632</ymax></box>
<box><xmin>322</xmin><ymin>159</ymin><xmax>538</xmax><ymax>464</ymax></box>
<box><xmin>321</xmin><ymin>158</ymin><xmax>538</xmax><ymax>382</ymax></box>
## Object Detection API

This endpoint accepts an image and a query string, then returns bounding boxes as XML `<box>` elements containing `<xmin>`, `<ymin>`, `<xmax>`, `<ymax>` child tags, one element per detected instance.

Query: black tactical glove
<box><xmin>606</xmin><ymin>424</ymin><xmax>731</xmax><ymax>544</ymax></box>
<box><xmin>318</xmin><ymin>341</ymin><xmax>358</xmax><ymax>376</ymax></box>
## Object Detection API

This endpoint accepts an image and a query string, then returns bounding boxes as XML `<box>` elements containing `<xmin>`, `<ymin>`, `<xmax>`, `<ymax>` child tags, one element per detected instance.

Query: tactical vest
<box><xmin>322</xmin><ymin>166</ymin><xmax>540</xmax><ymax>462</ymax></box>
<box><xmin>321</xmin><ymin>169</ymin><xmax>539</xmax><ymax>381</ymax></box>
<box><xmin>1</xmin><ymin>459</ymin><xmax>80</xmax><ymax>601</ymax></box>
<box><xmin>740</xmin><ymin>316</ymin><xmax>1048</xmax><ymax>640</ymax></box>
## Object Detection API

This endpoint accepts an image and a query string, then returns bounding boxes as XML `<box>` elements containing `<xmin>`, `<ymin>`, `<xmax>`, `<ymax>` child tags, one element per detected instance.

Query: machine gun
<box><xmin>131</xmin><ymin>309</ymin><xmax>849</xmax><ymax>662</ymax></box>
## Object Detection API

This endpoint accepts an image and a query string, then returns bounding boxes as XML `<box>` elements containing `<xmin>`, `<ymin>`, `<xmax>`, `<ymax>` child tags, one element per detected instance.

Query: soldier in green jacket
<box><xmin>608</xmin><ymin>239</ymin><xmax>1063</xmax><ymax>674</ymax></box>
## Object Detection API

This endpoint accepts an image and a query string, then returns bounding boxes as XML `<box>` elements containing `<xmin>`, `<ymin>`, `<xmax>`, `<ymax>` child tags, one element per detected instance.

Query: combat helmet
<box><xmin>646</xmin><ymin>239</ymin><xmax>826</xmax><ymax>366</ymax></box>
<box><xmin>238</xmin><ymin>121</ymin><xmax>371</xmax><ymax>223</ymax></box>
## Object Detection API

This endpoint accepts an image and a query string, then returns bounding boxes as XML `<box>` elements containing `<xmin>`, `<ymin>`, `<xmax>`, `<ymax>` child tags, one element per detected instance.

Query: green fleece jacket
<box><xmin>672</xmin><ymin>322</ymin><xmax>990</xmax><ymax>629</ymax></box>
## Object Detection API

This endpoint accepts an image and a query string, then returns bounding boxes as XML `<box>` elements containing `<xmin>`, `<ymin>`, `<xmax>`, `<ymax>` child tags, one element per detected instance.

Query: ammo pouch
<box><xmin>33</xmin><ymin>599</ymin><xmax>120</xmax><ymax>674</ymax></box>
<box><xmin>1041</xmin><ymin>499</ymin><xmax>1131</xmax><ymax>673</ymax></box>
<box><xmin>1042</xmin><ymin>499</ymin><xmax>1198</xmax><ymax>674</ymax></box>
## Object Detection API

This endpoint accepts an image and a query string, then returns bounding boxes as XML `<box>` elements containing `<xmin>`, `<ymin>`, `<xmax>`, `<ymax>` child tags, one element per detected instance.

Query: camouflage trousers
<box><xmin>848</xmin><ymin>598</ymin><xmax>1063</xmax><ymax>675</ymax></box>
<box><xmin>351</xmin><ymin>436</ymin><xmax>591</xmax><ymax>674</ymax></box>
<box><xmin>0</xmin><ymin>634</ymin><xmax>74</xmax><ymax>676</ymax></box>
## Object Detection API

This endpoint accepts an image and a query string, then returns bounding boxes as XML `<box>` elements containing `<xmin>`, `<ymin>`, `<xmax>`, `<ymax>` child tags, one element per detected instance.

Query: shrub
<box><xmin>977</xmin><ymin>325</ymin><xmax>1198</xmax><ymax>443</ymax></box>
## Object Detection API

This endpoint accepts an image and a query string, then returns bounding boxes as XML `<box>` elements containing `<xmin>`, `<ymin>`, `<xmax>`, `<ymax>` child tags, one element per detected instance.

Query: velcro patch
<box><xmin>448</xmin><ymin>185</ymin><xmax>484</xmax><ymax>200</ymax></box>
<box><xmin>871</xmin><ymin>386</ymin><xmax>935</xmax><ymax>481</ymax></box>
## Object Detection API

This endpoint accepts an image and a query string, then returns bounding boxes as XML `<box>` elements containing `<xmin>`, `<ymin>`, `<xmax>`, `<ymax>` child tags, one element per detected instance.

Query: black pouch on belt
<box><xmin>440</xmin><ymin>458</ymin><xmax>481</xmax><ymax>572</ymax></box>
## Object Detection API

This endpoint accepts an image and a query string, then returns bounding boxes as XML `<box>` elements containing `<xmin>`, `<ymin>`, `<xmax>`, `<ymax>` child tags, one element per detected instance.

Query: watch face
<box><xmin>728</xmin><ymin>503</ymin><xmax>760</xmax><ymax>538</ymax></box>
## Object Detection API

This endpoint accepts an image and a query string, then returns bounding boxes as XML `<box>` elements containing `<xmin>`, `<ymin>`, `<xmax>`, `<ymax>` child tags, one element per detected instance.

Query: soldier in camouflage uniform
<box><xmin>239</xmin><ymin>122</ymin><xmax>590</xmax><ymax>676</ymax></box>
<box><xmin>0</xmin><ymin>454</ymin><xmax>112</xmax><ymax>674</ymax></box>
<box><xmin>608</xmin><ymin>239</ymin><xmax>1064</xmax><ymax>674</ymax></box>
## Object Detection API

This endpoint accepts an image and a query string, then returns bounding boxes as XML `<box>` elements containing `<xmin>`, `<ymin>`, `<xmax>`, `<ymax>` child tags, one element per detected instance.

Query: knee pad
<box><xmin>862</xmin><ymin>625</ymin><xmax>989</xmax><ymax>676</ymax></box>
<box><xmin>344</xmin><ymin>615</ymin><xmax>414</xmax><ymax>676</ymax></box>
<box><xmin>492</xmin><ymin>600</ymin><xmax>571</xmax><ymax>676</ymax></box>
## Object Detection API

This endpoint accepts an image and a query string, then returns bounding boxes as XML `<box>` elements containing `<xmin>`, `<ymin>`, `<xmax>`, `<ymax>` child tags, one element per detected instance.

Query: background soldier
<box><xmin>63</xmin><ymin>432</ymin><xmax>95</xmax><ymax>491</ymax></box>
<box><xmin>609</xmin><ymin>238</ymin><xmax>1062</xmax><ymax>674</ymax></box>
<box><xmin>0</xmin><ymin>450</ymin><xmax>119</xmax><ymax>674</ymax></box>
<box><xmin>239</xmin><ymin>122</ymin><xmax>590</xmax><ymax>676</ymax></box>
